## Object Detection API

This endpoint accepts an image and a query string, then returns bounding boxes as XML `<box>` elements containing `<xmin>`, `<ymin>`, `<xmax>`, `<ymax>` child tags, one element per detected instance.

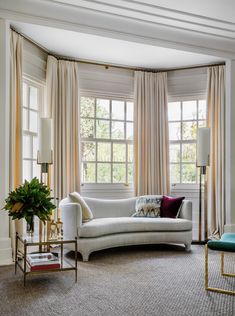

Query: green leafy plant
<box><xmin>3</xmin><ymin>177</ymin><xmax>56</xmax><ymax>224</ymax></box>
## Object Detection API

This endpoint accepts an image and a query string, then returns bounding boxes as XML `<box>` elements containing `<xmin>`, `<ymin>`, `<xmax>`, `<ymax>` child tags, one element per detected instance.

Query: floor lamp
<box><xmin>37</xmin><ymin>118</ymin><xmax>53</xmax><ymax>247</ymax></box>
<box><xmin>197</xmin><ymin>128</ymin><xmax>210</xmax><ymax>242</ymax></box>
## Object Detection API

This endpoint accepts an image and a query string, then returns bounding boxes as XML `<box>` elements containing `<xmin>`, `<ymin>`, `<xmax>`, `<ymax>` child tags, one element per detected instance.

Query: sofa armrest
<box><xmin>178</xmin><ymin>200</ymin><xmax>192</xmax><ymax>221</ymax></box>
<box><xmin>60</xmin><ymin>203</ymin><xmax>82</xmax><ymax>238</ymax></box>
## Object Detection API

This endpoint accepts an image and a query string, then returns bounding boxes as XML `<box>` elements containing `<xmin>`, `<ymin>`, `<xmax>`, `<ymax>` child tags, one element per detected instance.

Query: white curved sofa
<box><xmin>60</xmin><ymin>196</ymin><xmax>192</xmax><ymax>261</ymax></box>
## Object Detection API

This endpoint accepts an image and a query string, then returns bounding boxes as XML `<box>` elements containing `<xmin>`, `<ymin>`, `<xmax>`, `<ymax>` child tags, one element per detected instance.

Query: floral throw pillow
<box><xmin>132</xmin><ymin>196</ymin><xmax>162</xmax><ymax>218</ymax></box>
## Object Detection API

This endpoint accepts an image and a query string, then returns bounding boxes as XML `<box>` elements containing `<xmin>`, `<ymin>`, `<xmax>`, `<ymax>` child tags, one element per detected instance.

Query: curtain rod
<box><xmin>11</xmin><ymin>26</ymin><xmax>225</xmax><ymax>73</ymax></box>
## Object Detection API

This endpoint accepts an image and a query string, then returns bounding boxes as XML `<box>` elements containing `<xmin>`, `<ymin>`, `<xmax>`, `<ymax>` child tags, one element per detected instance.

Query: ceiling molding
<box><xmin>50</xmin><ymin>0</ymin><xmax>235</xmax><ymax>39</ymax></box>
<box><xmin>0</xmin><ymin>0</ymin><xmax>235</xmax><ymax>58</ymax></box>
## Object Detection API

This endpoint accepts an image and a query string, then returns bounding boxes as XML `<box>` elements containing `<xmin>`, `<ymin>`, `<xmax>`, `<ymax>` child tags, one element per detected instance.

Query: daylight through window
<box><xmin>80</xmin><ymin>97</ymin><xmax>134</xmax><ymax>184</ymax></box>
<box><xmin>168</xmin><ymin>99</ymin><xmax>207</xmax><ymax>184</ymax></box>
<box><xmin>22</xmin><ymin>79</ymin><xmax>42</xmax><ymax>181</ymax></box>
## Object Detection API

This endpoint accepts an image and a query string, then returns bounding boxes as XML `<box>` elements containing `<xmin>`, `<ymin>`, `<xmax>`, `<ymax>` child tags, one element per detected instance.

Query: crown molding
<box><xmin>0</xmin><ymin>0</ymin><xmax>235</xmax><ymax>58</ymax></box>
<box><xmin>50</xmin><ymin>0</ymin><xmax>235</xmax><ymax>39</ymax></box>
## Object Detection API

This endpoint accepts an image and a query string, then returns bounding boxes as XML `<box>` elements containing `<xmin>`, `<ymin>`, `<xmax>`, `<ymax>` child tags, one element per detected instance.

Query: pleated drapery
<box><xmin>46</xmin><ymin>55</ymin><xmax>81</xmax><ymax>200</ymax></box>
<box><xmin>134</xmin><ymin>71</ymin><xmax>170</xmax><ymax>196</ymax></box>
<box><xmin>9</xmin><ymin>31</ymin><xmax>23</xmax><ymax>251</ymax></box>
<box><xmin>206</xmin><ymin>66</ymin><xmax>225</xmax><ymax>238</ymax></box>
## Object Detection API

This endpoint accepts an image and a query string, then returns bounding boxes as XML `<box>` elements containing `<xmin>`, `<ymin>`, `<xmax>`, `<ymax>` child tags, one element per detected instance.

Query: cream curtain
<box><xmin>46</xmin><ymin>55</ymin><xmax>81</xmax><ymax>200</ymax></box>
<box><xmin>9</xmin><ymin>31</ymin><xmax>23</xmax><ymax>250</ymax></box>
<box><xmin>207</xmin><ymin>66</ymin><xmax>225</xmax><ymax>238</ymax></box>
<box><xmin>134</xmin><ymin>71</ymin><xmax>170</xmax><ymax>196</ymax></box>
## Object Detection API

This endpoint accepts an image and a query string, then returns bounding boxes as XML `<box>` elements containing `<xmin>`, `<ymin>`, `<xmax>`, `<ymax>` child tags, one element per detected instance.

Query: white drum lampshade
<box><xmin>197</xmin><ymin>128</ymin><xmax>210</xmax><ymax>167</ymax></box>
<box><xmin>38</xmin><ymin>118</ymin><xmax>53</xmax><ymax>164</ymax></box>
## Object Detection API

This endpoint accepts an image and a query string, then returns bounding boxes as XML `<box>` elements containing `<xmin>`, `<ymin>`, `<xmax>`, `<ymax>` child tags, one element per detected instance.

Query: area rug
<box><xmin>0</xmin><ymin>245</ymin><xmax>234</xmax><ymax>316</ymax></box>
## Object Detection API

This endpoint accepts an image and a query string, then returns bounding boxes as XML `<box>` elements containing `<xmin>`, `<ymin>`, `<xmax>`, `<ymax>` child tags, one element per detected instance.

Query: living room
<box><xmin>0</xmin><ymin>1</ymin><xmax>235</xmax><ymax>315</ymax></box>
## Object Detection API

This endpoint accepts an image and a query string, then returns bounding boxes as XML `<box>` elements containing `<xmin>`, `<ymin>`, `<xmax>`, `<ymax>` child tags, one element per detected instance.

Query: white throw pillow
<box><xmin>69</xmin><ymin>192</ymin><xmax>93</xmax><ymax>222</ymax></box>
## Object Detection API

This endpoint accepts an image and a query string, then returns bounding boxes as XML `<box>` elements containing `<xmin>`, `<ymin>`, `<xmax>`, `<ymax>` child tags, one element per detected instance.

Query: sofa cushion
<box><xmin>132</xmin><ymin>196</ymin><xmax>161</xmax><ymax>217</ymax></box>
<box><xmin>79</xmin><ymin>217</ymin><xmax>192</xmax><ymax>238</ymax></box>
<box><xmin>160</xmin><ymin>196</ymin><xmax>185</xmax><ymax>218</ymax></box>
<box><xmin>69</xmin><ymin>192</ymin><xmax>93</xmax><ymax>222</ymax></box>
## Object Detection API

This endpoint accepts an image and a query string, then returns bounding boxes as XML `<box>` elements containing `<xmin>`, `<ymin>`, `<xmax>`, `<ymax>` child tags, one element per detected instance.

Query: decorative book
<box><xmin>26</xmin><ymin>252</ymin><xmax>60</xmax><ymax>270</ymax></box>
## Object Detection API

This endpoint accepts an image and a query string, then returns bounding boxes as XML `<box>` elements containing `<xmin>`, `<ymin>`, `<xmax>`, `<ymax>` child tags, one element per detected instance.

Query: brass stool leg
<box><xmin>205</xmin><ymin>246</ymin><xmax>235</xmax><ymax>295</ymax></box>
<box><xmin>221</xmin><ymin>252</ymin><xmax>224</xmax><ymax>275</ymax></box>
<box><xmin>205</xmin><ymin>245</ymin><xmax>209</xmax><ymax>290</ymax></box>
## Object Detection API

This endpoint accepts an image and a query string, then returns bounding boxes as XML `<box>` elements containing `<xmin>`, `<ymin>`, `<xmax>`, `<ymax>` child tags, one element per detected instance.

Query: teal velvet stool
<box><xmin>205</xmin><ymin>233</ymin><xmax>235</xmax><ymax>295</ymax></box>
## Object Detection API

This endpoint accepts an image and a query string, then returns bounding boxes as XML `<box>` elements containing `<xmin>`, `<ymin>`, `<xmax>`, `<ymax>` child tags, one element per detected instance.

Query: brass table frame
<box><xmin>15</xmin><ymin>233</ymin><xmax>78</xmax><ymax>286</ymax></box>
<box><xmin>205</xmin><ymin>245</ymin><xmax>235</xmax><ymax>296</ymax></box>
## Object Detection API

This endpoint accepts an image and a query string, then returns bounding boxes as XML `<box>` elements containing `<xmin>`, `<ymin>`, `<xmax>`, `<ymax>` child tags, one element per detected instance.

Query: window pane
<box><xmin>182</xmin><ymin>164</ymin><xmax>196</xmax><ymax>183</ymax></box>
<box><xmin>182</xmin><ymin>101</ymin><xmax>197</xmax><ymax>120</ymax></box>
<box><xmin>32</xmin><ymin>161</ymin><xmax>40</xmax><ymax>179</ymax></box>
<box><xmin>29</xmin><ymin>86</ymin><xmax>38</xmax><ymax>110</ymax></box>
<box><xmin>168</xmin><ymin>102</ymin><xmax>181</xmax><ymax>121</ymax></box>
<box><xmin>126</xmin><ymin>122</ymin><xmax>133</xmax><ymax>140</ymax></box>
<box><xmin>96</xmin><ymin>99</ymin><xmax>110</xmax><ymax>119</ymax></box>
<box><xmin>82</xmin><ymin>162</ymin><xmax>96</xmax><ymax>183</ymax></box>
<box><xmin>23</xmin><ymin>83</ymin><xmax>28</xmax><ymax>107</ymax></box>
<box><xmin>82</xmin><ymin>142</ymin><xmax>96</xmax><ymax>161</ymax></box>
<box><xmin>23</xmin><ymin>160</ymin><xmax>31</xmax><ymax>181</ymax></box>
<box><xmin>113</xmin><ymin>143</ymin><xmax>126</xmax><ymax>162</ymax></box>
<box><xmin>170</xmin><ymin>164</ymin><xmax>180</xmax><ymax>183</ymax></box>
<box><xmin>198</xmin><ymin>100</ymin><xmax>206</xmax><ymax>119</ymax></box>
<box><xmin>23</xmin><ymin>135</ymin><xmax>31</xmax><ymax>158</ymax></box>
<box><xmin>112</xmin><ymin>100</ymin><xmax>124</xmax><ymax>120</ymax></box>
<box><xmin>80</xmin><ymin>97</ymin><xmax>95</xmax><ymax>118</ymax></box>
<box><xmin>128</xmin><ymin>163</ymin><xmax>133</xmax><ymax>183</ymax></box>
<box><xmin>33</xmin><ymin>136</ymin><xmax>38</xmax><ymax>159</ymax></box>
<box><xmin>81</xmin><ymin>118</ymin><xmax>95</xmax><ymax>138</ymax></box>
<box><xmin>128</xmin><ymin>144</ymin><xmax>133</xmax><ymax>162</ymax></box>
<box><xmin>182</xmin><ymin>121</ymin><xmax>197</xmax><ymax>140</ymax></box>
<box><xmin>198</xmin><ymin>120</ymin><xmax>206</xmax><ymax>128</ymax></box>
<box><xmin>23</xmin><ymin>108</ymin><xmax>28</xmax><ymax>130</ymax></box>
<box><xmin>97</xmin><ymin>163</ymin><xmax>111</xmax><ymax>183</ymax></box>
<box><xmin>29</xmin><ymin>111</ymin><xmax>38</xmax><ymax>133</ymax></box>
<box><xmin>113</xmin><ymin>163</ymin><xmax>126</xmax><ymax>183</ymax></box>
<box><xmin>112</xmin><ymin>121</ymin><xmax>124</xmax><ymax>139</ymax></box>
<box><xmin>169</xmin><ymin>122</ymin><xmax>181</xmax><ymax>140</ymax></box>
<box><xmin>126</xmin><ymin>102</ymin><xmax>134</xmax><ymax>121</ymax></box>
<box><xmin>96</xmin><ymin>120</ymin><xmax>110</xmax><ymax>139</ymax></box>
<box><xmin>182</xmin><ymin>143</ymin><xmax>196</xmax><ymax>162</ymax></box>
<box><xmin>170</xmin><ymin>144</ymin><xmax>180</xmax><ymax>163</ymax></box>
<box><xmin>97</xmin><ymin>142</ymin><xmax>111</xmax><ymax>161</ymax></box>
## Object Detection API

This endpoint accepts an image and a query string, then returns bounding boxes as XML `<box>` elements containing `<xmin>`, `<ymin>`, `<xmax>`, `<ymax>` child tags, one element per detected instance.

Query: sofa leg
<box><xmin>185</xmin><ymin>244</ymin><xmax>191</xmax><ymax>252</ymax></box>
<box><xmin>82</xmin><ymin>252</ymin><xmax>90</xmax><ymax>262</ymax></box>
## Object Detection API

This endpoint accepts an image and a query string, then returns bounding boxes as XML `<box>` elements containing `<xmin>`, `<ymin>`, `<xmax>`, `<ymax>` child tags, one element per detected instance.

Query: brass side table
<box><xmin>15</xmin><ymin>233</ymin><xmax>78</xmax><ymax>286</ymax></box>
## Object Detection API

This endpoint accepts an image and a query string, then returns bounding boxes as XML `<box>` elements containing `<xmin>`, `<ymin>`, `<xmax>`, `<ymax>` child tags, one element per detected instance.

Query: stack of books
<box><xmin>26</xmin><ymin>253</ymin><xmax>60</xmax><ymax>271</ymax></box>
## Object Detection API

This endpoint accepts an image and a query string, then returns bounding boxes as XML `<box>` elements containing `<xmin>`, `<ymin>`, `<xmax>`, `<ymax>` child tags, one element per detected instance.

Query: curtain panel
<box><xmin>134</xmin><ymin>71</ymin><xmax>170</xmax><ymax>196</ymax></box>
<box><xmin>46</xmin><ymin>55</ymin><xmax>81</xmax><ymax>200</ymax></box>
<box><xmin>9</xmin><ymin>30</ymin><xmax>23</xmax><ymax>251</ymax></box>
<box><xmin>207</xmin><ymin>65</ymin><xmax>225</xmax><ymax>238</ymax></box>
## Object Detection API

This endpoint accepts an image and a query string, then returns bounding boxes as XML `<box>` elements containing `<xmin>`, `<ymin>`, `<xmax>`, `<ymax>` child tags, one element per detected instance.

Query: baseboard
<box><xmin>224</xmin><ymin>224</ymin><xmax>235</xmax><ymax>233</ymax></box>
<box><xmin>0</xmin><ymin>237</ymin><xmax>13</xmax><ymax>266</ymax></box>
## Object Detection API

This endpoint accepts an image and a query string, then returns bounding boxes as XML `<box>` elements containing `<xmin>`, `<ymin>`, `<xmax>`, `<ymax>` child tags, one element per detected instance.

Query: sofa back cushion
<box><xmin>83</xmin><ymin>197</ymin><xmax>137</xmax><ymax>218</ymax></box>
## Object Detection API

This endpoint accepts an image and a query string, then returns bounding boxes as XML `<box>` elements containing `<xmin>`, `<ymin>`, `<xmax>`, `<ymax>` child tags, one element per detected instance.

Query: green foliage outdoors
<box><xmin>3</xmin><ymin>177</ymin><xmax>56</xmax><ymax>224</ymax></box>
<box><xmin>80</xmin><ymin>97</ymin><xmax>134</xmax><ymax>184</ymax></box>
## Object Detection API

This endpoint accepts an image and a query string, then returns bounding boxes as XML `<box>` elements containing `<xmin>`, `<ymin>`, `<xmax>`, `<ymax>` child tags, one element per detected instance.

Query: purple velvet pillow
<box><xmin>160</xmin><ymin>196</ymin><xmax>185</xmax><ymax>218</ymax></box>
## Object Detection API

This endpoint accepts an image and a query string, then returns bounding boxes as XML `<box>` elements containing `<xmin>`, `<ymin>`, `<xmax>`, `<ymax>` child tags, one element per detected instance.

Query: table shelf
<box><xmin>15</xmin><ymin>233</ymin><xmax>78</xmax><ymax>286</ymax></box>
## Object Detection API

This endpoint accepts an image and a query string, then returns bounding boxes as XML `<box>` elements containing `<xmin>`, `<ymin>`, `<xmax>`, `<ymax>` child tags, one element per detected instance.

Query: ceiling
<box><xmin>1</xmin><ymin>0</ymin><xmax>234</xmax><ymax>69</ymax></box>
<box><xmin>12</xmin><ymin>22</ymin><xmax>223</xmax><ymax>70</ymax></box>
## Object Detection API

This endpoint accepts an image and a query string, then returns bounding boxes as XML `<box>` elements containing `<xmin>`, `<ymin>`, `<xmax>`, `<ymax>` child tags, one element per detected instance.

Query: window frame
<box><xmin>80</xmin><ymin>93</ymin><xmax>134</xmax><ymax>190</ymax></box>
<box><xmin>22</xmin><ymin>76</ymin><xmax>44</xmax><ymax>182</ymax></box>
<box><xmin>168</xmin><ymin>95</ymin><xmax>207</xmax><ymax>190</ymax></box>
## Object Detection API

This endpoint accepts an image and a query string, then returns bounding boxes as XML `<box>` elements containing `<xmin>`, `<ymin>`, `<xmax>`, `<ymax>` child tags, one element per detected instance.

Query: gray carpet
<box><xmin>0</xmin><ymin>245</ymin><xmax>234</xmax><ymax>316</ymax></box>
